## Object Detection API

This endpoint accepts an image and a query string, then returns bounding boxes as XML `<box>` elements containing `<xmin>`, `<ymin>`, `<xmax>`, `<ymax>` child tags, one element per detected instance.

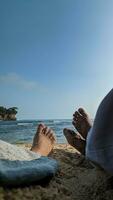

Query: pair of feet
<box><xmin>31</xmin><ymin>108</ymin><xmax>92</xmax><ymax>156</ymax></box>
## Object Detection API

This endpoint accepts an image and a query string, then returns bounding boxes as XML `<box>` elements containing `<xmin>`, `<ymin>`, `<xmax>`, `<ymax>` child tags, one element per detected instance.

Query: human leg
<box><xmin>86</xmin><ymin>89</ymin><xmax>113</xmax><ymax>174</ymax></box>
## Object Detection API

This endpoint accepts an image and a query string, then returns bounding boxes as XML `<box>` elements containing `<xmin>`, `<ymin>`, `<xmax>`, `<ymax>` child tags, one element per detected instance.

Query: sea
<box><xmin>0</xmin><ymin>119</ymin><xmax>74</xmax><ymax>144</ymax></box>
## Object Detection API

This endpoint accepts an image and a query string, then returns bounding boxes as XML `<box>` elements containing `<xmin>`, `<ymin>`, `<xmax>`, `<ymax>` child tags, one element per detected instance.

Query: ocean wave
<box><xmin>17</xmin><ymin>123</ymin><xmax>33</xmax><ymax>126</ymax></box>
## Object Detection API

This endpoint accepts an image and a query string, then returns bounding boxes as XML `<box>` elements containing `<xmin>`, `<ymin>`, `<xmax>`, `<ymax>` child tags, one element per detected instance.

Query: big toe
<box><xmin>63</xmin><ymin>128</ymin><xmax>81</xmax><ymax>139</ymax></box>
<box><xmin>63</xmin><ymin>128</ymin><xmax>75</xmax><ymax>136</ymax></box>
<box><xmin>37</xmin><ymin>123</ymin><xmax>45</xmax><ymax>131</ymax></box>
<box><xmin>78</xmin><ymin>108</ymin><xmax>88</xmax><ymax>118</ymax></box>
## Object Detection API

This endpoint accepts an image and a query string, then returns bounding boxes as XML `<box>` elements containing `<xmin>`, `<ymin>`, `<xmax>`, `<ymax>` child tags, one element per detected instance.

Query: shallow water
<box><xmin>0</xmin><ymin>119</ymin><xmax>74</xmax><ymax>144</ymax></box>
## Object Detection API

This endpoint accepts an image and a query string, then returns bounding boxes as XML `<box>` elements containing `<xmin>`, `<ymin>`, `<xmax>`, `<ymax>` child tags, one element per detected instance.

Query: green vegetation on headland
<box><xmin>0</xmin><ymin>106</ymin><xmax>18</xmax><ymax>121</ymax></box>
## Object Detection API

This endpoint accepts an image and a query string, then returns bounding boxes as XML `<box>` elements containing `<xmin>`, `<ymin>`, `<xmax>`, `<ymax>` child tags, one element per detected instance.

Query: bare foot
<box><xmin>31</xmin><ymin>124</ymin><xmax>56</xmax><ymax>156</ymax></box>
<box><xmin>63</xmin><ymin>128</ymin><xmax>86</xmax><ymax>155</ymax></box>
<box><xmin>73</xmin><ymin>108</ymin><xmax>92</xmax><ymax>139</ymax></box>
<box><xmin>63</xmin><ymin>108</ymin><xmax>92</xmax><ymax>155</ymax></box>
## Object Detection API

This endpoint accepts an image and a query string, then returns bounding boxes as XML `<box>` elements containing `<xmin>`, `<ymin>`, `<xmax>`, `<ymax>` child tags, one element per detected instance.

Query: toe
<box><xmin>42</xmin><ymin>126</ymin><xmax>49</xmax><ymax>135</ymax></box>
<box><xmin>72</xmin><ymin>120</ymin><xmax>81</xmax><ymax>130</ymax></box>
<box><xmin>73</xmin><ymin>111</ymin><xmax>82</xmax><ymax>121</ymax></box>
<box><xmin>63</xmin><ymin>128</ymin><xmax>68</xmax><ymax>133</ymax></box>
<box><xmin>47</xmin><ymin>130</ymin><xmax>56</xmax><ymax>142</ymax></box>
<box><xmin>78</xmin><ymin>108</ymin><xmax>88</xmax><ymax>118</ymax></box>
<box><xmin>51</xmin><ymin>133</ymin><xmax>56</xmax><ymax>142</ymax></box>
<box><xmin>48</xmin><ymin>131</ymin><xmax>53</xmax><ymax>138</ymax></box>
<box><xmin>63</xmin><ymin>128</ymin><xmax>68</xmax><ymax>136</ymax></box>
<box><xmin>63</xmin><ymin>128</ymin><xmax>82</xmax><ymax>140</ymax></box>
<box><xmin>43</xmin><ymin>127</ymin><xmax>56</xmax><ymax>141</ymax></box>
<box><xmin>63</xmin><ymin>128</ymin><xmax>75</xmax><ymax>142</ymax></box>
<box><xmin>73</xmin><ymin>111</ymin><xmax>80</xmax><ymax>118</ymax></box>
<box><xmin>73</xmin><ymin>114</ymin><xmax>83</xmax><ymax>122</ymax></box>
<box><xmin>72</xmin><ymin>120</ymin><xmax>75</xmax><ymax>126</ymax></box>
<box><xmin>63</xmin><ymin>128</ymin><xmax>75</xmax><ymax>136</ymax></box>
<box><xmin>37</xmin><ymin>123</ymin><xmax>45</xmax><ymax>133</ymax></box>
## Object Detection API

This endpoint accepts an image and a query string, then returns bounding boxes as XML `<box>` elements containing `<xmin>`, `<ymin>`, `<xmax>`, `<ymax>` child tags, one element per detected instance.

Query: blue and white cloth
<box><xmin>0</xmin><ymin>140</ymin><xmax>59</xmax><ymax>187</ymax></box>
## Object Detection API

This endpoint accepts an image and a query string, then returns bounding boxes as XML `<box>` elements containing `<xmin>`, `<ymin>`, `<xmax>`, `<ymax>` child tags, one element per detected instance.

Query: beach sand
<box><xmin>0</xmin><ymin>143</ymin><xmax>113</xmax><ymax>200</ymax></box>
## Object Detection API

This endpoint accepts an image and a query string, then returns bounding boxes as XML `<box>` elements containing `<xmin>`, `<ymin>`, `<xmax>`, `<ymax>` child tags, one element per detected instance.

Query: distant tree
<box><xmin>0</xmin><ymin>106</ymin><xmax>7</xmax><ymax>117</ymax></box>
<box><xmin>0</xmin><ymin>106</ymin><xmax>18</xmax><ymax>120</ymax></box>
<box><xmin>7</xmin><ymin>107</ymin><xmax>18</xmax><ymax>115</ymax></box>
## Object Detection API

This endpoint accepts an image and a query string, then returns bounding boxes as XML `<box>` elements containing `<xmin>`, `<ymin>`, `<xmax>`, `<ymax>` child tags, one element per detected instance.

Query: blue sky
<box><xmin>0</xmin><ymin>0</ymin><xmax>113</xmax><ymax>119</ymax></box>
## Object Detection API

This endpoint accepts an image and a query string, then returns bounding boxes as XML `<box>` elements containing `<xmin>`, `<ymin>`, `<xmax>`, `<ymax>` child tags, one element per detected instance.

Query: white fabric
<box><xmin>0</xmin><ymin>140</ymin><xmax>41</xmax><ymax>161</ymax></box>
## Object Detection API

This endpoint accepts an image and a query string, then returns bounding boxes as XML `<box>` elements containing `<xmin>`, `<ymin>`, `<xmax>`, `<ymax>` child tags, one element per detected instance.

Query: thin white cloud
<box><xmin>0</xmin><ymin>73</ymin><xmax>40</xmax><ymax>90</ymax></box>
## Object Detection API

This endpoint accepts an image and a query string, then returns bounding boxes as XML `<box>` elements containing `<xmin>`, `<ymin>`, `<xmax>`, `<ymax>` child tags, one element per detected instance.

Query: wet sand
<box><xmin>0</xmin><ymin>143</ymin><xmax>113</xmax><ymax>200</ymax></box>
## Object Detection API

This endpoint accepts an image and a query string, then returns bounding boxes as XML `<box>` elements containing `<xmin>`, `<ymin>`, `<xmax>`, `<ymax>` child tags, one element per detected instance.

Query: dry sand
<box><xmin>0</xmin><ymin>144</ymin><xmax>113</xmax><ymax>200</ymax></box>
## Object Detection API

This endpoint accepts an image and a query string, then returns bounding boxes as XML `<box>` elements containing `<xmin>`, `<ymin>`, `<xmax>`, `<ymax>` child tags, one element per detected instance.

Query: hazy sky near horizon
<box><xmin>1</xmin><ymin>0</ymin><xmax>113</xmax><ymax>119</ymax></box>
